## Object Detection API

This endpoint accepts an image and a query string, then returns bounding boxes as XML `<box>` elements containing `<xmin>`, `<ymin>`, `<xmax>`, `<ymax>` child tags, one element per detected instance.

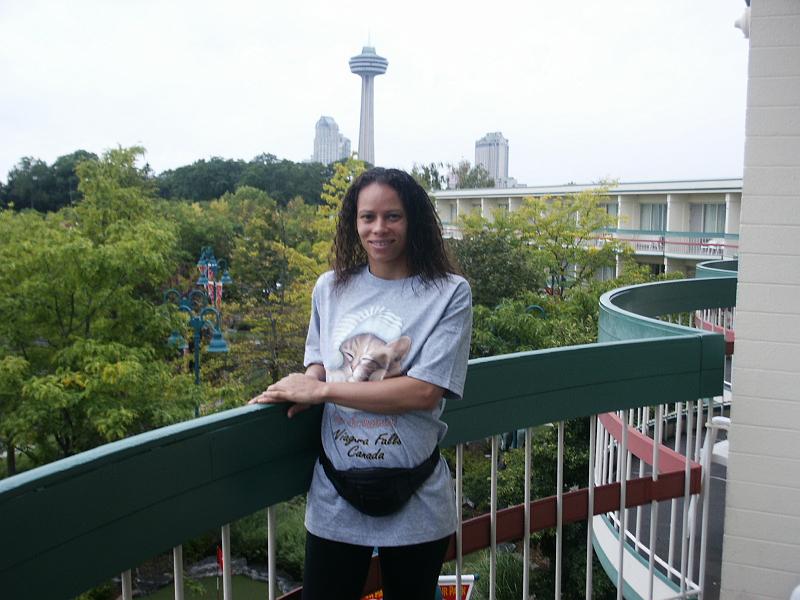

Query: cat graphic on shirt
<box><xmin>329</xmin><ymin>333</ymin><xmax>411</xmax><ymax>384</ymax></box>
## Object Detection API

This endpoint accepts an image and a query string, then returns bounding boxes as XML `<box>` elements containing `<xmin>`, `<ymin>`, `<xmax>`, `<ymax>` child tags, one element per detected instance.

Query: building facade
<box><xmin>312</xmin><ymin>116</ymin><xmax>351</xmax><ymax>165</ymax></box>
<box><xmin>475</xmin><ymin>132</ymin><xmax>511</xmax><ymax>188</ymax></box>
<box><xmin>433</xmin><ymin>178</ymin><xmax>743</xmax><ymax>277</ymax></box>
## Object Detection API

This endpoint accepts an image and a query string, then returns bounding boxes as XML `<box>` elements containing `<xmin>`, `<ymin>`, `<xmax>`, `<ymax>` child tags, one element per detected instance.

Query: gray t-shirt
<box><xmin>303</xmin><ymin>266</ymin><xmax>472</xmax><ymax>546</ymax></box>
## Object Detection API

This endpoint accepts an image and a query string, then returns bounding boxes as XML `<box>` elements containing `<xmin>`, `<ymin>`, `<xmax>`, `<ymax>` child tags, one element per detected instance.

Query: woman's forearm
<box><xmin>250</xmin><ymin>369</ymin><xmax>444</xmax><ymax>415</ymax></box>
<box><xmin>320</xmin><ymin>376</ymin><xmax>443</xmax><ymax>414</ymax></box>
<box><xmin>305</xmin><ymin>363</ymin><xmax>326</xmax><ymax>381</ymax></box>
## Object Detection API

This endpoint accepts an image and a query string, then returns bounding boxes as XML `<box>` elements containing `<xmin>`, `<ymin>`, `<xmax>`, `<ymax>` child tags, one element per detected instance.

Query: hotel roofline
<box><xmin>432</xmin><ymin>177</ymin><xmax>743</xmax><ymax>198</ymax></box>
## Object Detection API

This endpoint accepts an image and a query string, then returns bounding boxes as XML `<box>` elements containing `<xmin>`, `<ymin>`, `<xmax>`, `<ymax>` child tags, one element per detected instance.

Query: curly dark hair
<box><xmin>332</xmin><ymin>167</ymin><xmax>459</xmax><ymax>288</ymax></box>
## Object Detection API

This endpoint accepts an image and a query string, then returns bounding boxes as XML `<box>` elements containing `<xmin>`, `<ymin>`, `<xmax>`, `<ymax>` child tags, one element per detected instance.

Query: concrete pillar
<box><xmin>721</xmin><ymin>2</ymin><xmax>800</xmax><ymax>597</ymax></box>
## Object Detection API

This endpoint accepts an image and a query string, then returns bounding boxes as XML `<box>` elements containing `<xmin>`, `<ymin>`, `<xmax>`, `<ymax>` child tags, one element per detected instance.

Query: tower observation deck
<box><xmin>349</xmin><ymin>46</ymin><xmax>388</xmax><ymax>165</ymax></box>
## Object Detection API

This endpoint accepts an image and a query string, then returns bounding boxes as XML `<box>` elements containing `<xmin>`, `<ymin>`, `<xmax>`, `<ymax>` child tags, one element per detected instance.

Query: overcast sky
<box><xmin>1</xmin><ymin>0</ymin><xmax>750</xmax><ymax>187</ymax></box>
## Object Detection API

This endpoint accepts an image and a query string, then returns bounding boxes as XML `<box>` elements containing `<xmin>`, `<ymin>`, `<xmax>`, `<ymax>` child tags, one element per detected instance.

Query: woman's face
<box><xmin>356</xmin><ymin>182</ymin><xmax>409</xmax><ymax>279</ymax></box>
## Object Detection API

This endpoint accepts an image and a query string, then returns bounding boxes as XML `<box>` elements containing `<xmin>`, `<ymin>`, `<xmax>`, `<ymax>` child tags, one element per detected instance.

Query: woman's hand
<box><xmin>248</xmin><ymin>373</ymin><xmax>325</xmax><ymax>418</ymax></box>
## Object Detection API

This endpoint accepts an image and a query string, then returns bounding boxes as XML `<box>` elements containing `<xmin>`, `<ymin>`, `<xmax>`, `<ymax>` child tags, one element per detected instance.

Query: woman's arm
<box><xmin>249</xmin><ymin>372</ymin><xmax>443</xmax><ymax>417</ymax></box>
<box><xmin>305</xmin><ymin>363</ymin><xmax>326</xmax><ymax>381</ymax></box>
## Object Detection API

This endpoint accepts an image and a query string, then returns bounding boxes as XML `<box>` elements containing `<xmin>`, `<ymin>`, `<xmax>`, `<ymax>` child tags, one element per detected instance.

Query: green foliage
<box><xmin>157</xmin><ymin>157</ymin><xmax>246</xmax><ymax>202</ymax></box>
<box><xmin>73</xmin><ymin>581</ymin><xmax>116</xmax><ymax>600</ymax></box>
<box><xmin>0</xmin><ymin>148</ymin><xmax>196</xmax><ymax>467</ymax></box>
<box><xmin>411</xmin><ymin>161</ymin><xmax>445</xmax><ymax>191</ymax></box>
<box><xmin>1</xmin><ymin>150</ymin><xmax>98</xmax><ymax>212</ymax></box>
<box><xmin>447</xmin><ymin>160</ymin><xmax>494</xmax><ymax>189</ymax></box>
<box><xmin>512</xmin><ymin>186</ymin><xmax>627</xmax><ymax>298</ymax></box>
<box><xmin>228</xmin><ymin>189</ymin><xmax>323</xmax><ymax>389</ymax></box>
<box><xmin>230</xmin><ymin>497</ymin><xmax>307</xmax><ymax>579</ymax></box>
<box><xmin>449</xmin><ymin>212</ymin><xmax>545</xmax><ymax>306</ymax></box>
<box><xmin>469</xmin><ymin>549</ymin><xmax>529</xmax><ymax>600</ymax></box>
<box><xmin>156</xmin><ymin>153</ymin><xmax>334</xmax><ymax>206</ymax></box>
<box><xmin>239</xmin><ymin>153</ymin><xmax>333</xmax><ymax>205</ymax></box>
<box><xmin>314</xmin><ymin>156</ymin><xmax>367</xmax><ymax>262</ymax></box>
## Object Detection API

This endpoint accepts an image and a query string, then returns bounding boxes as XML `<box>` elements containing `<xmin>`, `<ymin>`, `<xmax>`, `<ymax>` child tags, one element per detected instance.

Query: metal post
<box><xmin>680</xmin><ymin>402</ymin><xmax>695</xmax><ymax>594</ymax></box>
<box><xmin>221</xmin><ymin>524</ymin><xmax>232</xmax><ymax>600</ymax></box>
<box><xmin>456</xmin><ymin>443</ymin><xmax>464</xmax><ymax>600</ymax></box>
<box><xmin>698</xmin><ymin>421</ymin><xmax>717</xmax><ymax>597</ymax></box>
<box><xmin>617</xmin><ymin>413</ymin><xmax>628</xmax><ymax>600</ymax></box>
<box><xmin>490</xmin><ymin>435</ymin><xmax>498</xmax><ymax>600</ymax></box>
<box><xmin>556</xmin><ymin>422</ymin><xmax>565</xmax><ymax>600</ymax></box>
<box><xmin>173</xmin><ymin>545</ymin><xmax>184</xmax><ymax>600</ymax></box>
<box><xmin>668</xmin><ymin>402</ymin><xmax>684</xmax><ymax>577</ymax></box>
<box><xmin>121</xmin><ymin>570</ymin><xmax>133</xmax><ymax>600</ymax></box>
<box><xmin>524</xmin><ymin>427</ymin><xmax>532</xmax><ymax>600</ymax></box>
<box><xmin>648</xmin><ymin>405</ymin><xmax>662</xmax><ymax>600</ymax></box>
<box><xmin>586</xmin><ymin>416</ymin><xmax>597</xmax><ymax>600</ymax></box>
<box><xmin>267</xmin><ymin>506</ymin><xmax>277</xmax><ymax>600</ymax></box>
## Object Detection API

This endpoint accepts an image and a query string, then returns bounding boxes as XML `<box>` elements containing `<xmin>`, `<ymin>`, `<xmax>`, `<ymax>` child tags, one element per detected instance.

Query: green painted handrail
<box><xmin>695</xmin><ymin>259</ymin><xmax>739</xmax><ymax>279</ymax></box>
<box><xmin>0</xmin><ymin>272</ymin><xmax>737</xmax><ymax>600</ymax></box>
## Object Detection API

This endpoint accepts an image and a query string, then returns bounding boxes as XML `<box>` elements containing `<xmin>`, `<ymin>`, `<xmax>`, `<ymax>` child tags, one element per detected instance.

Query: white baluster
<box><xmin>524</xmin><ymin>428</ymin><xmax>532</xmax><ymax>600</ymax></box>
<box><xmin>121</xmin><ymin>570</ymin><xmax>133</xmax><ymax>600</ymax></box>
<box><xmin>490</xmin><ymin>435</ymin><xmax>499</xmax><ymax>600</ymax></box>
<box><xmin>586</xmin><ymin>416</ymin><xmax>597</xmax><ymax>600</ymax></box>
<box><xmin>648</xmin><ymin>405</ymin><xmax>662</xmax><ymax>600</ymax></box>
<box><xmin>267</xmin><ymin>505</ymin><xmax>277</xmax><ymax>600</ymax></box>
<box><xmin>221</xmin><ymin>524</ymin><xmax>232</xmax><ymax>600</ymax></box>
<box><xmin>680</xmin><ymin>401</ymin><xmax>695</xmax><ymax>595</ymax></box>
<box><xmin>173</xmin><ymin>545</ymin><xmax>184</xmax><ymax>600</ymax></box>
<box><xmin>555</xmin><ymin>422</ymin><xmax>564</xmax><ymax>600</ymax></box>
<box><xmin>456</xmin><ymin>443</ymin><xmax>464</xmax><ymax>600</ymax></box>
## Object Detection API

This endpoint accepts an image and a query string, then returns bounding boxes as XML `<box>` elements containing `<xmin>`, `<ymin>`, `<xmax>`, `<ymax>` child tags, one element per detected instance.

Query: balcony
<box><xmin>0</xmin><ymin>262</ymin><xmax>737</xmax><ymax>600</ymax></box>
<box><xmin>611</xmin><ymin>230</ymin><xmax>739</xmax><ymax>261</ymax></box>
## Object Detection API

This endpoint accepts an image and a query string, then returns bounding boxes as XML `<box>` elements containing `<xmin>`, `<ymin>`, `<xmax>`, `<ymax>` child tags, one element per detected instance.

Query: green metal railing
<box><xmin>695</xmin><ymin>259</ymin><xmax>739</xmax><ymax>279</ymax></box>
<box><xmin>0</xmin><ymin>263</ymin><xmax>738</xmax><ymax>600</ymax></box>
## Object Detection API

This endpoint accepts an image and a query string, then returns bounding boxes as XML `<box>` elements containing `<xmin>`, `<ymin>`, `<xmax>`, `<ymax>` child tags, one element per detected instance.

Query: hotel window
<box><xmin>640</xmin><ymin>203</ymin><xmax>667</xmax><ymax>231</ymax></box>
<box><xmin>703</xmin><ymin>203</ymin><xmax>726</xmax><ymax>233</ymax></box>
<box><xmin>689</xmin><ymin>203</ymin><xmax>726</xmax><ymax>233</ymax></box>
<box><xmin>601</xmin><ymin>203</ymin><xmax>619</xmax><ymax>226</ymax></box>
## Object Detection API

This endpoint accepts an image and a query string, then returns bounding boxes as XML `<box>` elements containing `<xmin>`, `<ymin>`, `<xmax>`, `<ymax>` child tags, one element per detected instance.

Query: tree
<box><xmin>512</xmin><ymin>186</ymin><xmax>626</xmax><ymax>298</ymax></box>
<box><xmin>0</xmin><ymin>148</ymin><xmax>196</xmax><ymax>468</ymax></box>
<box><xmin>157</xmin><ymin>157</ymin><xmax>246</xmax><ymax>201</ymax></box>
<box><xmin>411</xmin><ymin>162</ymin><xmax>445</xmax><ymax>191</ymax></box>
<box><xmin>239</xmin><ymin>154</ymin><xmax>333</xmax><ymax>205</ymax></box>
<box><xmin>1</xmin><ymin>151</ymin><xmax>98</xmax><ymax>212</ymax></box>
<box><xmin>2</xmin><ymin>157</ymin><xmax>55</xmax><ymax>211</ymax></box>
<box><xmin>447</xmin><ymin>160</ymin><xmax>494</xmax><ymax>189</ymax></box>
<box><xmin>314</xmin><ymin>155</ymin><xmax>367</xmax><ymax>262</ymax></box>
<box><xmin>221</xmin><ymin>188</ymin><xmax>322</xmax><ymax>389</ymax></box>
<box><xmin>449</xmin><ymin>212</ymin><xmax>545</xmax><ymax>306</ymax></box>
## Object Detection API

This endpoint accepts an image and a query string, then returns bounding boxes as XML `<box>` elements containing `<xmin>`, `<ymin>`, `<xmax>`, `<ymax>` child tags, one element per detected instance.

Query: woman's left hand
<box><xmin>248</xmin><ymin>373</ymin><xmax>324</xmax><ymax>416</ymax></box>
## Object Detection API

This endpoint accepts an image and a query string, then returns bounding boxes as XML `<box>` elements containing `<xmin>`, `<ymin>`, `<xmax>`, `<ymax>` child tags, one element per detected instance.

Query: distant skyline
<box><xmin>0</xmin><ymin>1</ymin><xmax>749</xmax><ymax>187</ymax></box>
<box><xmin>312</xmin><ymin>116</ymin><xmax>350</xmax><ymax>165</ymax></box>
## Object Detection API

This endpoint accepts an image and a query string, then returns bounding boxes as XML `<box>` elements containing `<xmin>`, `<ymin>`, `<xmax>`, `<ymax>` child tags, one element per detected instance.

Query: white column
<box><xmin>721</xmin><ymin>3</ymin><xmax>800</xmax><ymax>598</ymax></box>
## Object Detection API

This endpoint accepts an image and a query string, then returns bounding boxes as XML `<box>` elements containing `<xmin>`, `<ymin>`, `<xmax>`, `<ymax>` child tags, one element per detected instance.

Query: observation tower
<box><xmin>349</xmin><ymin>45</ymin><xmax>388</xmax><ymax>165</ymax></box>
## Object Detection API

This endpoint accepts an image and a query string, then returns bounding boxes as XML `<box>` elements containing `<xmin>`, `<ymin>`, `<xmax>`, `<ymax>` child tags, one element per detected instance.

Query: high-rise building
<box><xmin>475</xmin><ymin>132</ymin><xmax>510</xmax><ymax>188</ymax></box>
<box><xmin>312</xmin><ymin>116</ymin><xmax>351</xmax><ymax>165</ymax></box>
<box><xmin>349</xmin><ymin>46</ymin><xmax>388</xmax><ymax>165</ymax></box>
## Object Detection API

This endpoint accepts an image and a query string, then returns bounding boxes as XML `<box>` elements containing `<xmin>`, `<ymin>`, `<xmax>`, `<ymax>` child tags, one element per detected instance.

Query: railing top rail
<box><xmin>695</xmin><ymin>259</ymin><xmax>739</xmax><ymax>278</ymax></box>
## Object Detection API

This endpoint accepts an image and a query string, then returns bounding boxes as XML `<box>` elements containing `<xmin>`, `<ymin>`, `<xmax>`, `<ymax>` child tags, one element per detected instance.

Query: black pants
<box><xmin>301</xmin><ymin>530</ymin><xmax>451</xmax><ymax>600</ymax></box>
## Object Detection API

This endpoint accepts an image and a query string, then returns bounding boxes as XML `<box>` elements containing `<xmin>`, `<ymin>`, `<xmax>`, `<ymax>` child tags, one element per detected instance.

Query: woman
<box><xmin>250</xmin><ymin>167</ymin><xmax>472</xmax><ymax>600</ymax></box>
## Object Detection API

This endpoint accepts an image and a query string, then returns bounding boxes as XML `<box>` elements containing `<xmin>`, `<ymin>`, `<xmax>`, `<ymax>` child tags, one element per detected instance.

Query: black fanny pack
<box><xmin>319</xmin><ymin>447</ymin><xmax>440</xmax><ymax>517</ymax></box>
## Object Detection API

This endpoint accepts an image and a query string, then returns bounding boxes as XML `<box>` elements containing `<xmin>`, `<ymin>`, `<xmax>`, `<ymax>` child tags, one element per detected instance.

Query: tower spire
<box><xmin>349</xmin><ymin>44</ymin><xmax>388</xmax><ymax>165</ymax></box>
